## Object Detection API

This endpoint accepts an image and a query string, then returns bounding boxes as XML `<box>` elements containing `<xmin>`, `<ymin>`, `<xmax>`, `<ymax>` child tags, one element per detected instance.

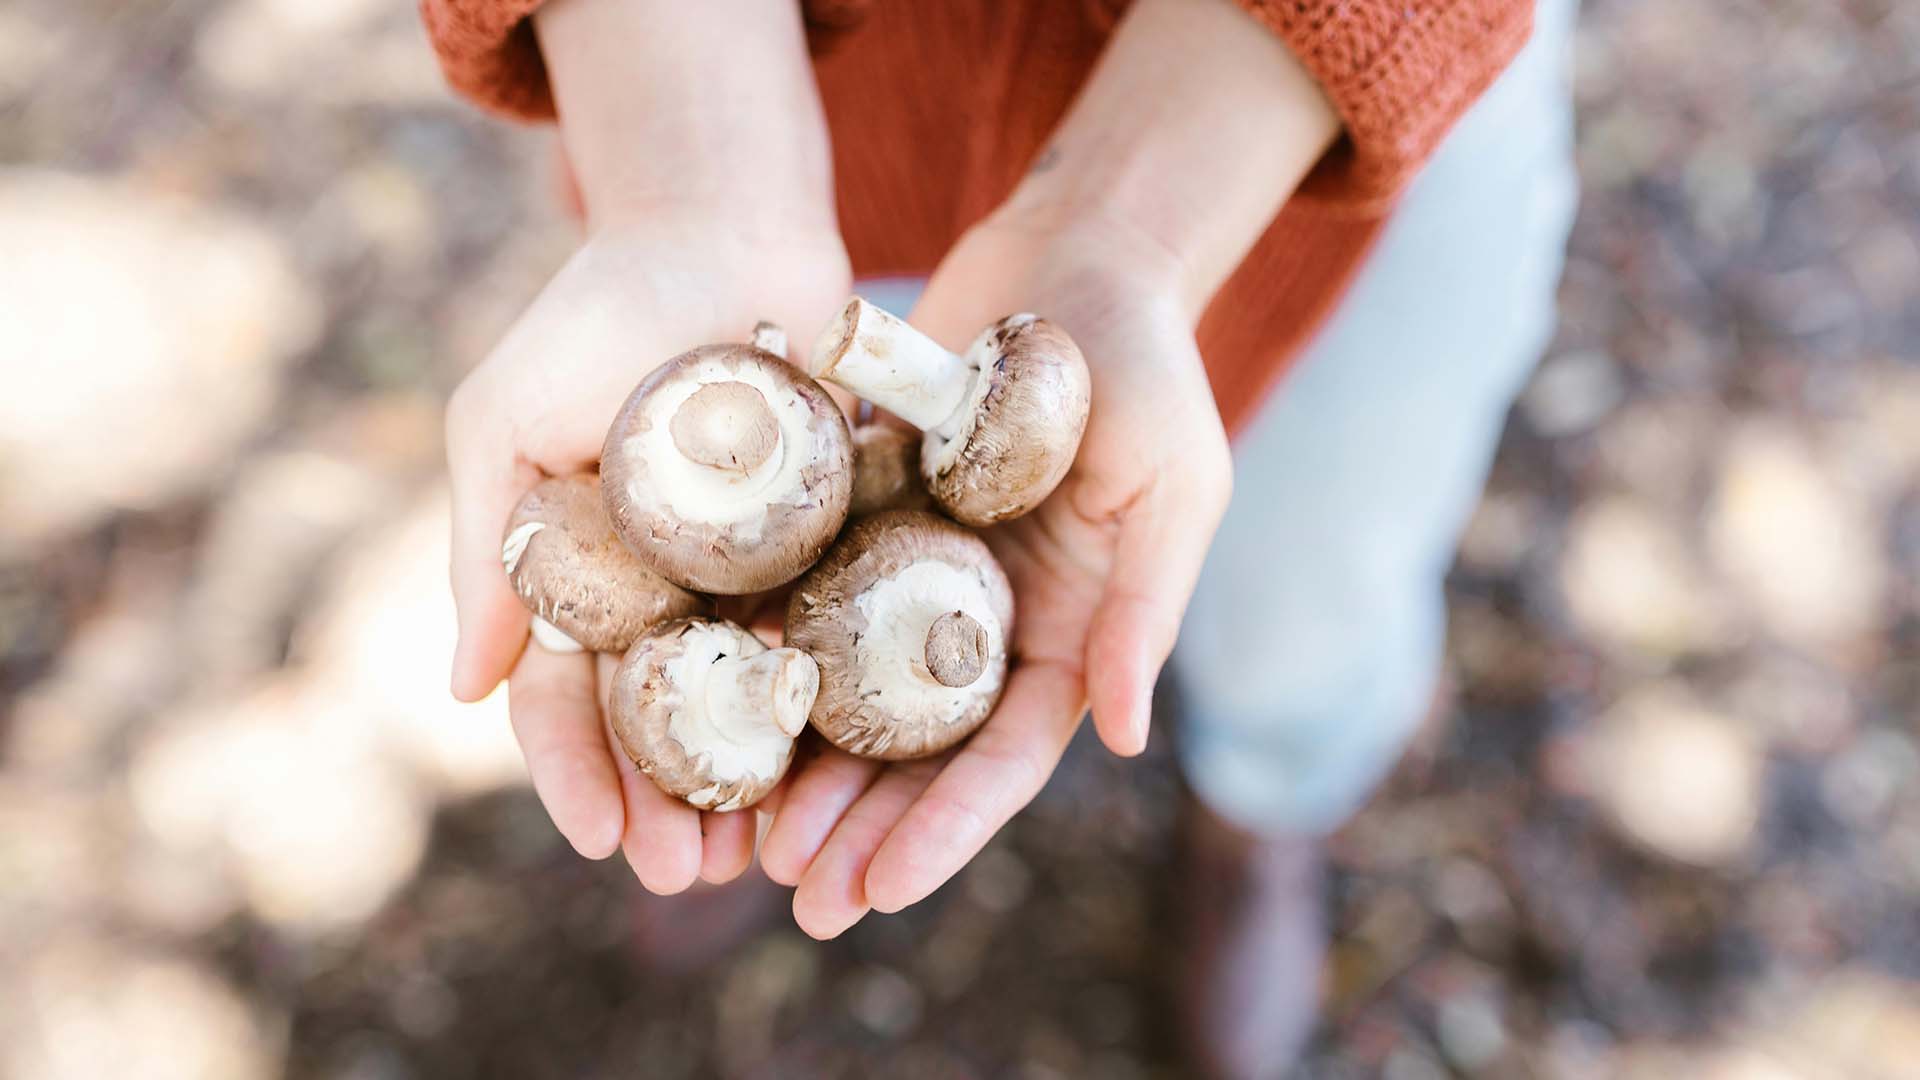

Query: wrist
<box><xmin>974</xmin><ymin>203</ymin><xmax>1195</xmax><ymax>312</ymax></box>
<box><xmin>535</xmin><ymin>0</ymin><xmax>839</xmax><ymax>235</ymax></box>
<box><xmin>994</xmin><ymin>0</ymin><xmax>1339</xmax><ymax>312</ymax></box>
<box><xmin>587</xmin><ymin>216</ymin><xmax>853</xmax><ymax>301</ymax></box>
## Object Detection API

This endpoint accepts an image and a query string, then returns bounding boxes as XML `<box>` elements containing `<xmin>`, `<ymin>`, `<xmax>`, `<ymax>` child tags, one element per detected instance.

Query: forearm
<box><xmin>999</xmin><ymin>0</ymin><xmax>1340</xmax><ymax>315</ymax></box>
<box><xmin>535</xmin><ymin>0</ymin><xmax>838</xmax><ymax>235</ymax></box>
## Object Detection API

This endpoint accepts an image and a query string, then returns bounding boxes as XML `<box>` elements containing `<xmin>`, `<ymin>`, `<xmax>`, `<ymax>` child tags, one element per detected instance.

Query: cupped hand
<box><xmin>446</xmin><ymin>220</ymin><xmax>851</xmax><ymax>892</ymax></box>
<box><xmin>761</xmin><ymin>214</ymin><xmax>1234</xmax><ymax>938</ymax></box>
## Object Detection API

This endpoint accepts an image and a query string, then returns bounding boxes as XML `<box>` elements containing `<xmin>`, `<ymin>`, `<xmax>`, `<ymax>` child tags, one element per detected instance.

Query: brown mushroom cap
<box><xmin>811</xmin><ymin>298</ymin><xmax>1089</xmax><ymax>527</ymax></box>
<box><xmin>502</xmin><ymin>473</ymin><xmax>712</xmax><ymax>653</ymax></box>
<box><xmin>601</xmin><ymin>337</ymin><xmax>853</xmax><ymax>595</ymax></box>
<box><xmin>609</xmin><ymin>617</ymin><xmax>817</xmax><ymax>811</ymax></box>
<box><xmin>922</xmin><ymin>315</ymin><xmax>1091</xmax><ymax>526</ymax></box>
<box><xmin>785</xmin><ymin>510</ymin><xmax>1014</xmax><ymax>760</ymax></box>
<box><xmin>848</xmin><ymin>423</ymin><xmax>934</xmax><ymax>518</ymax></box>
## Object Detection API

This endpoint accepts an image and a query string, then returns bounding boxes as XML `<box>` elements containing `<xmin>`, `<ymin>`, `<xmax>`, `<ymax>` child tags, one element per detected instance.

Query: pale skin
<box><xmin>446</xmin><ymin>0</ymin><xmax>1339</xmax><ymax>931</ymax></box>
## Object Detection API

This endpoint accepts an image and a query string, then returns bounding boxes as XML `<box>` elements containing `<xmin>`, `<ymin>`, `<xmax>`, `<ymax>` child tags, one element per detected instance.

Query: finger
<box><xmin>447</xmin><ymin>382</ymin><xmax>542</xmax><ymax>702</ymax></box>
<box><xmin>863</xmin><ymin>660</ymin><xmax>1086</xmax><ymax>914</ymax></box>
<box><xmin>605</xmin><ymin>710</ymin><xmax>704</xmax><ymax>895</ymax></box>
<box><xmin>1084</xmin><ymin>468</ymin><xmax>1230</xmax><ymax>756</ymax></box>
<box><xmin>507</xmin><ymin>646</ymin><xmax>625</xmax><ymax>859</ymax></box>
<box><xmin>699</xmin><ymin>809</ymin><xmax>757</xmax><ymax>885</ymax></box>
<box><xmin>792</xmin><ymin>761</ymin><xmax>941</xmax><ymax>940</ymax></box>
<box><xmin>760</xmin><ymin>748</ymin><xmax>882</xmax><ymax>886</ymax></box>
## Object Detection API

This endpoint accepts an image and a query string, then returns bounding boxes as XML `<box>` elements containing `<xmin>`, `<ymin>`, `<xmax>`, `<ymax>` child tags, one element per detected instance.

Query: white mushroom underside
<box><xmin>617</xmin><ymin>359</ymin><xmax>824</xmax><ymax>541</ymax></box>
<box><xmin>922</xmin><ymin>314</ymin><xmax>1035</xmax><ymax>478</ymax></box>
<box><xmin>662</xmin><ymin>623</ymin><xmax>794</xmax><ymax>803</ymax></box>
<box><xmin>501</xmin><ymin>520</ymin><xmax>545</xmax><ymax>575</ymax></box>
<box><xmin>852</xmin><ymin>560</ymin><xmax>1006</xmax><ymax>726</ymax></box>
<box><xmin>529</xmin><ymin>616</ymin><xmax>584</xmax><ymax>653</ymax></box>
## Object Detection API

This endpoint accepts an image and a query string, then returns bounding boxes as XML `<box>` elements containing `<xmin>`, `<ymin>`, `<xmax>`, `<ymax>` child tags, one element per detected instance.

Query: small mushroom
<box><xmin>785</xmin><ymin>510</ymin><xmax>1014</xmax><ymax>760</ymax></box>
<box><xmin>610</xmin><ymin>617</ymin><xmax>818</xmax><ymax>811</ymax></box>
<box><xmin>809</xmin><ymin>297</ymin><xmax>1091</xmax><ymax>526</ymax></box>
<box><xmin>848</xmin><ymin>423</ymin><xmax>934</xmax><ymax>518</ymax></box>
<box><xmin>502</xmin><ymin>473</ymin><xmax>711</xmax><ymax>653</ymax></box>
<box><xmin>602</xmin><ymin>322</ymin><xmax>853</xmax><ymax>595</ymax></box>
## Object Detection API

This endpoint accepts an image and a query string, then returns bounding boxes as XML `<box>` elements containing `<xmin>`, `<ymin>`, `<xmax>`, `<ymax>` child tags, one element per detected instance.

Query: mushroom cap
<box><xmin>503</xmin><ymin>473</ymin><xmax>712</xmax><ymax>652</ymax></box>
<box><xmin>602</xmin><ymin>342</ymin><xmax>853</xmax><ymax>595</ymax></box>
<box><xmin>609</xmin><ymin>617</ymin><xmax>815</xmax><ymax>811</ymax></box>
<box><xmin>785</xmin><ymin>510</ymin><xmax>1015</xmax><ymax>760</ymax></box>
<box><xmin>849</xmin><ymin>423</ymin><xmax>934</xmax><ymax>518</ymax></box>
<box><xmin>924</xmin><ymin>315</ymin><xmax>1090</xmax><ymax>526</ymax></box>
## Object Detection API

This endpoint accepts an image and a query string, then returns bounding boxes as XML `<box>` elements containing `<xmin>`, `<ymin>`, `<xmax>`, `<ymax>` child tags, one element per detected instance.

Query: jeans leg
<box><xmin>1172</xmin><ymin>0</ymin><xmax>1581</xmax><ymax>834</ymax></box>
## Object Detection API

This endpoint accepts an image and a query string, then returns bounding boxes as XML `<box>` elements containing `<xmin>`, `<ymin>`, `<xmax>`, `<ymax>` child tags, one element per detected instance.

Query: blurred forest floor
<box><xmin>2</xmin><ymin>0</ymin><xmax>1919</xmax><ymax>1077</ymax></box>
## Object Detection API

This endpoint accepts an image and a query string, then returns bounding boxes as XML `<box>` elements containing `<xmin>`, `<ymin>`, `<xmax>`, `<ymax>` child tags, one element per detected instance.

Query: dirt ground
<box><xmin>2</xmin><ymin>1</ymin><xmax>1917</xmax><ymax>1077</ymax></box>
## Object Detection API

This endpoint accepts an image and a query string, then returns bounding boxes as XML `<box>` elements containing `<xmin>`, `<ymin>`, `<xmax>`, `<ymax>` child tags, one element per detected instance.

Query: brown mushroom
<box><xmin>848</xmin><ymin>422</ymin><xmax>934</xmax><ymax>518</ymax></box>
<box><xmin>609</xmin><ymin>617</ymin><xmax>818</xmax><ymax>811</ymax></box>
<box><xmin>502</xmin><ymin>473</ymin><xmax>711</xmax><ymax>653</ymax></box>
<box><xmin>785</xmin><ymin>510</ymin><xmax>1014</xmax><ymax>760</ymax></box>
<box><xmin>602</xmin><ymin>322</ymin><xmax>853</xmax><ymax>595</ymax></box>
<box><xmin>809</xmin><ymin>297</ymin><xmax>1090</xmax><ymax>526</ymax></box>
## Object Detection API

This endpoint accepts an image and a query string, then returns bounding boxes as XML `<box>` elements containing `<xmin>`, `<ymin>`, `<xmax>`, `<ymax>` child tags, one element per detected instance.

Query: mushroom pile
<box><xmin>498</xmin><ymin>308</ymin><xmax>1088</xmax><ymax>811</ymax></box>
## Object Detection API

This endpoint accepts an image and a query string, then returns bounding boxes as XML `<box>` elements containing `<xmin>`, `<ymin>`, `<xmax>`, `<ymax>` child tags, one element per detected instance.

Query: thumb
<box><xmin>446</xmin><ymin>389</ymin><xmax>542</xmax><ymax>702</ymax></box>
<box><xmin>1083</xmin><ymin>462</ymin><xmax>1231</xmax><ymax>756</ymax></box>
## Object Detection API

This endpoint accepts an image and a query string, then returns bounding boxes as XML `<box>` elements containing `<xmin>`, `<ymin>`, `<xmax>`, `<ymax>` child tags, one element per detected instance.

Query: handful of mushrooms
<box><xmin>499</xmin><ymin>308</ymin><xmax>1088</xmax><ymax>811</ymax></box>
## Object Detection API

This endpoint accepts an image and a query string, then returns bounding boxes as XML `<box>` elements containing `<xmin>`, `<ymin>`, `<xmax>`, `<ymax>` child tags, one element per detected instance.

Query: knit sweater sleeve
<box><xmin>422</xmin><ymin>0</ymin><xmax>1533</xmax><ymax>210</ymax></box>
<box><xmin>416</xmin><ymin>0</ymin><xmax>865</xmax><ymax>123</ymax></box>
<box><xmin>1238</xmin><ymin>0</ymin><xmax>1535</xmax><ymax>213</ymax></box>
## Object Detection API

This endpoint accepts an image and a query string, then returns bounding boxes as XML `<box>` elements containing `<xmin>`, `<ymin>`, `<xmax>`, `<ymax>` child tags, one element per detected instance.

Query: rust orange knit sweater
<box><xmin>421</xmin><ymin>0</ymin><xmax>1532</xmax><ymax>436</ymax></box>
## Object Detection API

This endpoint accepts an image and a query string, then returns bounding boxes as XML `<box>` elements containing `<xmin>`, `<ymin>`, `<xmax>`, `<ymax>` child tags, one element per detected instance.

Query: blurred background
<box><xmin>2</xmin><ymin>0</ymin><xmax>1917</xmax><ymax>1077</ymax></box>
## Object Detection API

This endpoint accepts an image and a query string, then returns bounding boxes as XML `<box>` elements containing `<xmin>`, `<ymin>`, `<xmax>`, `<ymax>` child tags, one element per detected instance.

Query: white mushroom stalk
<box><xmin>662</xmin><ymin>624</ymin><xmax>818</xmax><ymax>798</ymax></box>
<box><xmin>924</xmin><ymin>610</ymin><xmax>989</xmax><ymax>687</ymax></box>
<box><xmin>809</xmin><ymin>298</ymin><xmax>1085</xmax><ymax>527</ymax></box>
<box><xmin>528</xmin><ymin>617</ymin><xmax>584</xmax><ymax>654</ymax></box>
<box><xmin>811</xmin><ymin>297</ymin><xmax>996</xmax><ymax>436</ymax></box>
<box><xmin>696</xmin><ymin>648</ymin><xmax>817</xmax><ymax>741</ymax></box>
<box><xmin>851</xmin><ymin>559</ymin><xmax>1006</xmax><ymax>726</ymax></box>
<box><xmin>750</xmin><ymin>320</ymin><xmax>788</xmax><ymax>357</ymax></box>
<box><xmin>611</xmin><ymin>617</ymin><xmax>813</xmax><ymax>810</ymax></box>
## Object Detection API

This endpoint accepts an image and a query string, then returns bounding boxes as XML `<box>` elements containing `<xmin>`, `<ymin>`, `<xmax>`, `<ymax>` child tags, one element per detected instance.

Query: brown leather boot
<box><xmin>1176</xmin><ymin>795</ymin><xmax>1328</xmax><ymax>1079</ymax></box>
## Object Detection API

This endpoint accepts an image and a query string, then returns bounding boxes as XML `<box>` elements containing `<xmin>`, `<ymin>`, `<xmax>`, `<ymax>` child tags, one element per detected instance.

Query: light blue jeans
<box><xmin>1170</xmin><ymin>0</ymin><xmax>1580</xmax><ymax>833</ymax></box>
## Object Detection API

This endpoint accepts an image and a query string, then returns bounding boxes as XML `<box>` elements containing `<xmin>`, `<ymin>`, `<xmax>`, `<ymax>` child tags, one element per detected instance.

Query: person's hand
<box><xmin>760</xmin><ymin>212</ymin><xmax>1234</xmax><ymax>937</ymax></box>
<box><xmin>447</xmin><ymin>219</ymin><xmax>852</xmax><ymax>891</ymax></box>
<box><xmin>446</xmin><ymin>0</ymin><xmax>848</xmax><ymax>892</ymax></box>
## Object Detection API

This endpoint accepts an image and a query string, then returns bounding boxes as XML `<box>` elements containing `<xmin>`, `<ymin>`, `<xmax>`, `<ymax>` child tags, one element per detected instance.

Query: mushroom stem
<box><xmin>529</xmin><ymin>616</ymin><xmax>584</xmax><ymax>654</ymax></box>
<box><xmin>811</xmin><ymin>297</ymin><xmax>972</xmax><ymax>432</ymax></box>
<box><xmin>924</xmin><ymin>610</ymin><xmax>988</xmax><ymax>688</ymax></box>
<box><xmin>705</xmin><ymin>647</ymin><xmax>820</xmax><ymax>740</ymax></box>
<box><xmin>750</xmin><ymin>320</ymin><xmax>788</xmax><ymax>357</ymax></box>
<box><xmin>669</xmin><ymin>382</ymin><xmax>781</xmax><ymax>474</ymax></box>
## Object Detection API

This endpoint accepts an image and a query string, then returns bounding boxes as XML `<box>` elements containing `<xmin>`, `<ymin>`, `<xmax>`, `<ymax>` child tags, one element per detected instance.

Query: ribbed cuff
<box><xmin>419</xmin><ymin>0</ymin><xmax>876</xmax><ymax>123</ymax></box>
<box><xmin>1241</xmin><ymin>0</ymin><xmax>1535</xmax><ymax>214</ymax></box>
<box><xmin>419</xmin><ymin>0</ymin><xmax>554</xmax><ymax>122</ymax></box>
